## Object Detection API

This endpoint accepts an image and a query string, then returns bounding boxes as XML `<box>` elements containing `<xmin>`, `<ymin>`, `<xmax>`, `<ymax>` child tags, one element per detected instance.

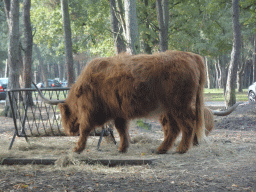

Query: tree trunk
<box><xmin>34</xmin><ymin>44</ymin><xmax>48</xmax><ymax>87</ymax></box>
<box><xmin>237</xmin><ymin>45</ymin><xmax>247</xmax><ymax>92</ymax></box>
<box><xmin>61</xmin><ymin>0</ymin><xmax>75</xmax><ymax>86</ymax></box>
<box><xmin>22</xmin><ymin>0</ymin><xmax>33</xmax><ymax>106</ymax></box>
<box><xmin>76</xmin><ymin>60</ymin><xmax>81</xmax><ymax>77</ymax></box>
<box><xmin>221</xmin><ymin>55</ymin><xmax>228</xmax><ymax>95</ymax></box>
<box><xmin>237</xmin><ymin>70</ymin><xmax>242</xmax><ymax>92</ymax></box>
<box><xmin>214</xmin><ymin>61</ymin><xmax>220</xmax><ymax>88</ymax></box>
<box><xmin>217</xmin><ymin>55</ymin><xmax>228</xmax><ymax>92</ymax></box>
<box><xmin>109</xmin><ymin>0</ymin><xmax>126</xmax><ymax>54</ymax></box>
<box><xmin>243</xmin><ymin>60</ymin><xmax>251</xmax><ymax>87</ymax></box>
<box><xmin>142</xmin><ymin>0</ymin><xmax>152</xmax><ymax>54</ymax></box>
<box><xmin>3</xmin><ymin>0</ymin><xmax>20</xmax><ymax>117</ymax></box>
<box><xmin>5</xmin><ymin>59</ymin><xmax>9</xmax><ymax>78</ymax></box>
<box><xmin>205</xmin><ymin>57</ymin><xmax>211</xmax><ymax>89</ymax></box>
<box><xmin>253</xmin><ymin>35</ymin><xmax>256</xmax><ymax>82</ymax></box>
<box><xmin>116</xmin><ymin>0</ymin><xmax>126</xmax><ymax>33</ymax></box>
<box><xmin>124</xmin><ymin>0</ymin><xmax>140</xmax><ymax>55</ymax></box>
<box><xmin>18</xmin><ymin>41</ymin><xmax>23</xmax><ymax>87</ymax></box>
<box><xmin>53</xmin><ymin>63</ymin><xmax>58</xmax><ymax>78</ymax></box>
<box><xmin>156</xmin><ymin>0</ymin><xmax>169</xmax><ymax>52</ymax></box>
<box><xmin>225</xmin><ymin>0</ymin><xmax>241</xmax><ymax>107</ymax></box>
<box><xmin>58</xmin><ymin>62</ymin><xmax>64</xmax><ymax>82</ymax></box>
<box><xmin>217</xmin><ymin>57</ymin><xmax>222</xmax><ymax>88</ymax></box>
<box><xmin>237</xmin><ymin>61</ymin><xmax>247</xmax><ymax>92</ymax></box>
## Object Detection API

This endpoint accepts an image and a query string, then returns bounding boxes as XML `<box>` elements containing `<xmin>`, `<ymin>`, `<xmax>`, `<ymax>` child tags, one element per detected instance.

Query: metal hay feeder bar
<box><xmin>7</xmin><ymin>87</ymin><xmax>116</xmax><ymax>150</ymax></box>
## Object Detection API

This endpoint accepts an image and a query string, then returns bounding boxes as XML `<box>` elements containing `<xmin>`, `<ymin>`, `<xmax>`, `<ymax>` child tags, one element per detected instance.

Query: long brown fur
<box><xmin>59</xmin><ymin>50</ymin><xmax>206</xmax><ymax>154</ymax></box>
<box><xmin>160</xmin><ymin>106</ymin><xmax>213</xmax><ymax>149</ymax></box>
<box><xmin>204</xmin><ymin>107</ymin><xmax>214</xmax><ymax>136</ymax></box>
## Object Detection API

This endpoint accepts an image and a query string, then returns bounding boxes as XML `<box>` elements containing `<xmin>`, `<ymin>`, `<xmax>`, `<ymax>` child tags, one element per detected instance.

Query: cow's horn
<box><xmin>32</xmin><ymin>82</ymin><xmax>65</xmax><ymax>105</ymax></box>
<box><xmin>212</xmin><ymin>102</ymin><xmax>243</xmax><ymax>116</ymax></box>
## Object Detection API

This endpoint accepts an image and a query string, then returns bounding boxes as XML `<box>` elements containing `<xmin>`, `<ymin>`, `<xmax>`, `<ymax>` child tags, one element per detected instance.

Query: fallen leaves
<box><xmin>13</xmin><ymin>183</ymin><xmax>29</xmax><ymax>189</ymax></box>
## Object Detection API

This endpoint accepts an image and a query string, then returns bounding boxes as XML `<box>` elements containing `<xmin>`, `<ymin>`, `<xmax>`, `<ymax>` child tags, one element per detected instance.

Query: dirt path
<box><xmin>0</xmin><ymin>102</ymin><xmax>256</xmax><ymax>191</ymax></box>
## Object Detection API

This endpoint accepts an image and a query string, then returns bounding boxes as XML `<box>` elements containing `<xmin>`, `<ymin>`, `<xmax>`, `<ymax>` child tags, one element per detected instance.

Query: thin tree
<box><xmin>237</xmin><ymin>41</ymin><xmax>247</xmax><ymax>92</ymax></box>
<box><xmin>61</xmin><ymin>0</ymin><xmax>74</xmax><ymax>86</ymax></box>
<box><xmin>156</xmin><ymin>0</ymin><xmax>169</xmax><ymax>52</ymax></box>
<box><xmin>109</xmin><ymin>0</ymin><xmax>126</xmax><ymax>54</ymax></box>
<box><xmin>23</xmin><ymin>0</ymin><xmax>33</xmax><ymax>106</ymax></box>
<box><xmin>124</xmin><ymin>0</ymin><xmax>140</xmax><ymax>55</ymax></box>
<box><xmin>225</xmin><ymin>0</ymin><xmax>241</xmax><ymax>107</ymax></box>
<box><xmin>141</xmin><ymin>0</ymin><xmax>152</xmax><ymax>54</ymax></box>
<box><xmin>253</xmin><ymin>35</ymin><xmax>256</xmax><ymax>82</ymax></box>
<box><xmin>205</xmin><ymin>57</ymin><xmax>211</xmax><ymax>88</ymax></box>
<box><xmin>34</xmin><ymin>44</ymin><xmax>48</xmax><ymax>88</ymax></box>
<box><xmin>3</xmin><ymin>0</ymin><xmax>20</xmax><ymax>117</ymax></box>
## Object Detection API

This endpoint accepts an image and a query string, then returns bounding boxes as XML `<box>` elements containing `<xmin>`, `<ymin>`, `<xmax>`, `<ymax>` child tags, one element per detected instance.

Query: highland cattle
<box><xmin>35</xmin><ymin>50</ymin><xmax>207</xmax><ymax>154</ymax></box>
<box><xmin>203</xmin><ymin>102</ymin><xmax>243</xmax><ymax>136</ymax></box>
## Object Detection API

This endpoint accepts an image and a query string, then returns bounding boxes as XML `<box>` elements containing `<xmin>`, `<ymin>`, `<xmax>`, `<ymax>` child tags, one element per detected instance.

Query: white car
<box><xmin>248</xmin><ymin>82</ymin><xmax>256</xmax><ymax>102</ymax></box>
<box><xmin>60</xmin><ymin>81</ymin><xmax>68</xmax><ymax>87</ymax></box>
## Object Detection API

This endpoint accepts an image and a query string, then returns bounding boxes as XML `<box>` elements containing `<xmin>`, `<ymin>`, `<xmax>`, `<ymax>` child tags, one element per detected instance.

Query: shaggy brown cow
<box><xmin>203</xmin><ymin>102</ymin><xmax>243</xmax><ymax>135</ymax></box>
<box><xmin>203</xmin><ymin>107</ymin><xmax>214</xmax><ymax>136</ymax></box>
<box><xmin>35</xmin><ymin>50</ymin><xmax>207</xmax><ymax>154</ymax></box>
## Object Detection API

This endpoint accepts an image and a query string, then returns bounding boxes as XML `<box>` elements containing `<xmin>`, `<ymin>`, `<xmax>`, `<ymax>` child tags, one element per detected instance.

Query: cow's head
<box><xmin>32</xmin><ymin>82</ymin><xmax>79</xmax><ymax>136</ymax></box>
<box><xmin>58</xmin><ymin>103</ymin><xmax>80</xmax><ymax>135</ymax></box>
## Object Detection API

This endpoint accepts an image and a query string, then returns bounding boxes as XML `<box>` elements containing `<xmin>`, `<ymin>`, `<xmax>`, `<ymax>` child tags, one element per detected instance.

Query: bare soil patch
<box><xmin>0</xmin><ymin>102</ymin><xmax>256</xmax><ymax>191</ymax></box>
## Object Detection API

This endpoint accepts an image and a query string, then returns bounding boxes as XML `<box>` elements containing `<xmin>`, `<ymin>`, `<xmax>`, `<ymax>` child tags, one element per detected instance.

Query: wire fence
<box><xmin>7</xmin><ymin>87</ymin><xmax>116</xmax><ymax>150</ymax></box>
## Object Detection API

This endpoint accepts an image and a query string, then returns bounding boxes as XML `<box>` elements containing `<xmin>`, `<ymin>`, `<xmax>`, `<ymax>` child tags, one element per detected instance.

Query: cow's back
<box><xmin>73</xmin><ymin>51</ymin><xmax>204</xmax><ymax>120</ymax></box>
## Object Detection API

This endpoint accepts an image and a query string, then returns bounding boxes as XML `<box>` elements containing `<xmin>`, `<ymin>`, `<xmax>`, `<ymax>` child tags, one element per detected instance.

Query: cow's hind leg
<box><xmin>175</xmin><ymin>112</ymin><xmax>195</xmax><ymax>153</ymax></box>
<box><xmin>157</xmin><ymin>113</ymin><xmax>181</xmax><ymax>154</ymax></box>
<box><xmin>114</xmin><ymin>117</ymin><xmax>129</xmax><ymax>153</ymax></box>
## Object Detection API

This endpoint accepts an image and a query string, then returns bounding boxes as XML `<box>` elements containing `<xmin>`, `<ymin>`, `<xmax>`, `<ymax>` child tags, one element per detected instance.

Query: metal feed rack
<box><xmin>7</xmin><ymin>87</ymin><xmax>116</xmax><ymax>150</ymax></box>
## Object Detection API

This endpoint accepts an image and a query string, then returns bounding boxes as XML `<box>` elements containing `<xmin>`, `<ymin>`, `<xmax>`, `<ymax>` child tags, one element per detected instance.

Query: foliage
<box><xmin>30</xmin><ymin>0</ymin><xmax>114</xmax><ymax>57</ymax></box>
<box><xmin>240</xmin><ymin>0</ymin><xmax>256</xmax><ymax>33</ymax></box>
<box><xmin>136</xmin><ymin>119</ymin><xmax>152</xmax><ymax>130</ymax></box>
<box><xmin>204</xmin><ymin>88</ymin><xmax>248</xmax><ymax>102</ymax></box>
<box><xmin>168</xmin><ymin>0</ymin><xmax>234</xmax><ymax>56</ymax></box>
<box><xmin>0</xmin><ymin>0</ymin><xmax>255</xmax><ymax>87</ymax></box>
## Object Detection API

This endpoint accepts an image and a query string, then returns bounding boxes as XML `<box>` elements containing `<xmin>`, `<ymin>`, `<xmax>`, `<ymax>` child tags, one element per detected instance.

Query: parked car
<box><xmin>248</xmin><ymin>82</ymin><xmax>256</xmax><ymax>102</ymax></box>
<box><xmin>36</xmin><ymin>82</ymin><xmax>45</xmax><ymax>88</ymax></box>
<box><xmin>60</xmin><ymin>81</ymin><xmax>68</xmax><ymax>87</ymax></box>
<box><xmin>0</xmin><ymin>78</ymin><xmax>8</xmax><ymax>100</ymax></box>
<box><xmin>48</xmin><ymin>79</ymin><xmax>61</xmax><ymax>88</ymax></box>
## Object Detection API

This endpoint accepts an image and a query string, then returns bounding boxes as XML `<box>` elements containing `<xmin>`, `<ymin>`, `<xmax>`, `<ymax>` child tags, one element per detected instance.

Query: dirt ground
<box><xmin>0</xmin><ymin>102</ymin><xmax>256</xmax><ymax>192</ymax></box>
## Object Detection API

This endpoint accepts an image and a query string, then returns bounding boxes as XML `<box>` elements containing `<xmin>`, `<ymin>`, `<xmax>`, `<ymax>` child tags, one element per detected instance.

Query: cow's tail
<box><xmin>194</xmin><ymin>55</ymin><xmax>207</xmax><ymax>143</ymax></box>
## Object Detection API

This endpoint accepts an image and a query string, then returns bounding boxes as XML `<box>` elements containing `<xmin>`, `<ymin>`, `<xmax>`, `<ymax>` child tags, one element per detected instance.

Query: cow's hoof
<box><xmin>152</xmin><ymin>149</ymin><xmax>167</xmax><ymax>154</ymax></box>
<box><xmin>73</xmin><ymin>146</ymin><xmax>84</xmax><ymax>154</ymax></box>
<box><xmin>118</xmin><ymin>148</ymin><xmax>127</xmax><ymax>153</ymax></box>
<box><xmin>175</xmin><ymin>148</ymin><xmax>187</xmax><ymax>154</ymax></box>
<box><xmin>193</xmin><ymin>137</ymin><xmax>199</xmax><ymax>146</ymax></box>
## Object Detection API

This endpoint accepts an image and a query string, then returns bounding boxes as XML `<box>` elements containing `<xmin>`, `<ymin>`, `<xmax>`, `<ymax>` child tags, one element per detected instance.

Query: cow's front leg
<box><xmin>73</xmin><ymin>124</ymin><xmax>93</xmax><ymax>153</ymax></box>
<box><xmin>114</xmin><ymin>118</ymin><xmax>129</xmax><ymax>153</ymax></box>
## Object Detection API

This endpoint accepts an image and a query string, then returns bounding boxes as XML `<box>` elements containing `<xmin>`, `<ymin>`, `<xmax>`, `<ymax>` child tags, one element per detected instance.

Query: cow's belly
<box><xmin>144</xmin><ymin>103</ymin><xmax>165</xmax><ymax>120</ymax></box>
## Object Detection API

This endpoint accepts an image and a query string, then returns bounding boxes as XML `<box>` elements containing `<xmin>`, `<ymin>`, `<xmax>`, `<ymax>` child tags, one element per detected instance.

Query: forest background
<box><xmin>0</xmin><ymin>0</ymin><xmax>256</xmax><ymax>110</ymax></box>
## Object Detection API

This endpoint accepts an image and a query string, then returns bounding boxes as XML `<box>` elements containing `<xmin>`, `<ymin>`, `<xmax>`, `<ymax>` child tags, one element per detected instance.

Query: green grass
<box><xmin>35</xmin><ymin>88</ymin><xmax>249</xmax><ymax>102</ymax></box>
<box><xmin>136</xmin><ymin>119</ymin><xmax>152</xmax><ymax>130</ymax></box>
<box><xmin>40</xmin><ymin>88</ymin><xmax>248</xmax><ymax>102</ymax></box>
<box><xmin>204</xmin><ymin>88</ymin><xmax>248</xmax><ymax>102</ymax></box>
